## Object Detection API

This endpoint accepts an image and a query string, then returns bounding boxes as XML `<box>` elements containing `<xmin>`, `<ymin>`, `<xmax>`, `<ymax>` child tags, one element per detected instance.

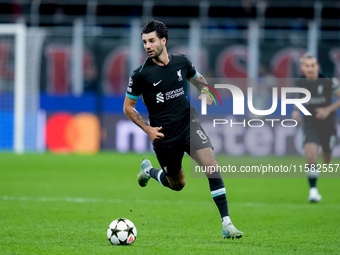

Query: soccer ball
<box><xmin>107</xmin><ymin>218</ymin><xmax>137</xmax><ymax>245</ymax></box>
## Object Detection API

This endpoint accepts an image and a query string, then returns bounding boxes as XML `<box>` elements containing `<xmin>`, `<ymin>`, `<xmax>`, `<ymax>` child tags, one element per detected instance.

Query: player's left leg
<box><xmin>322</xmin><ymin>151</ymin><xmax>332</xmax><ymax>164</ymax></box>
<box><xmin>303</xmin><ymin>123</ymin><xmax>323</xmax><ymax>202</ymax></box>
<box><xmin>138</xmin><ymin>141</ymin><xmax>185</xmax><ymax>190</ymax></box>
<box><xmin>189</xmin><ymin>108</ymin><xmax>242</xmax><ymax>239</ymax></box>
<box><xmin>320</xmin><ymin>133</ymin><xmax>337</xmax><ymax>164</ymax></box>
<box><xmin>192</xmin><ymin>147</ymin><xmax>243</xmax><ymax>239</ymax></box>
<box><xmin>308</xmin><ymin>130</ymin><xmax>337</xmax><ymax>202</ymax></box>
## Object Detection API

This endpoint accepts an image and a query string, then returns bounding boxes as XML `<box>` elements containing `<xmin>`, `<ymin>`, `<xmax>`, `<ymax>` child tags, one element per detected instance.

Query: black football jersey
<box><xmin>126</xmin><ymin>54</ymin><xmax>197</xmax><ymax>142</ymax></box>
<box><xmin>295</xmin><ymin>73</ymin><xmax>340</xmax><ymax>122</ymax></box>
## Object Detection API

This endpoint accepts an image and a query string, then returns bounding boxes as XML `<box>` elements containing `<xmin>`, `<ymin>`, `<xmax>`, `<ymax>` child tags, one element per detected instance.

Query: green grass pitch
<box><xmin>1</xmin><ymin>152</ymin><xmax>339</xmax><ymax>254</ymax></box>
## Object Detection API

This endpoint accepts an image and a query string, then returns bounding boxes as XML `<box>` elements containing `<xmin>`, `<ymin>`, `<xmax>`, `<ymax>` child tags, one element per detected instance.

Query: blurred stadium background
<box><xmin>0</xmin><ymin>0</ymin><xmax>340</xmax><ymax>156</ymax></box>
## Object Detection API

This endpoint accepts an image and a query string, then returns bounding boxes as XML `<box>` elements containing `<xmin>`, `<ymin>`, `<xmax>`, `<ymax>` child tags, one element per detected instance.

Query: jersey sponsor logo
<box><xmin>156</xmin><ymin>92</ymin><xmax>164</xmax><ymax>103</ymax></box>
<box><xmin>153</xmin><ymin>80</ymin><xmax>162</xmax><ymax>86</ymax></box>
<box><xmin>155</xmin><ymin>87</ymin><xmax>185</xmax><ymax>103</ymax></box>
<box><xmin>165</xmin><ymin>87</ymin><xmax>185</xmax><ymax>100</ymax></box>
<box><xmin>308</xmin><ymin>97</ymin><xmax>326</xmax><ymax>104</ymax></box>
<box><xmin>177</xmin><ymin>69</ymin><xmax>183</xmax><ymax>81</ymax></box>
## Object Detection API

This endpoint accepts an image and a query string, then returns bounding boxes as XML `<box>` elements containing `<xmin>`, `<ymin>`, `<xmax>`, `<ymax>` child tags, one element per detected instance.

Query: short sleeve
<box><xmin>332</xmin><ymin>77</ymin><xmax>340</xmax><ymax>94</ymax></box>
<box><xmin>126</xmin><ymin>70</ymin><xmax>142</xmax><ymax>100</ymax></box>
<box><xmin>180</xmin><ymin>54</ymin><xmax>197</xmax><ymax>79</ymax></box>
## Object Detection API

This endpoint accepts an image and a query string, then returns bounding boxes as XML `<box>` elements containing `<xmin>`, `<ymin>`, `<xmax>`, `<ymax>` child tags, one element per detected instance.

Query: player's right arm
<box><xmin>123</xmin><ymin>96</ymin><xmax>164</xmax><ymax>141</ymax></box>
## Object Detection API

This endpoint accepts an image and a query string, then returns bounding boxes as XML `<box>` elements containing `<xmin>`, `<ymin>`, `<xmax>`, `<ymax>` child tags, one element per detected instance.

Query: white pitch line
<box><xmin>0</xmin><ymin>195</ymin><xmax>122</xmax><ymax>204</ymax></box>
<box><xmin>1</xmin><ymin>195</ymin><xmax>340</xmax><ymax>209</ymax></box>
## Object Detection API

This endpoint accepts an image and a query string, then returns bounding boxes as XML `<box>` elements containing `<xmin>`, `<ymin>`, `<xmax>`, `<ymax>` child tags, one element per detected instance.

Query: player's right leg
<box><xmin>304</xmin><ymin>143</ymin><xmax>321</xmax><ymax>202</ymax></box>
<box><xmin>138</xmin><ymin>158</ymin><xmax>186</xmax><ymax>191</ymax></box>
<box><xmin>138</xmin><ymin>141</ymin><xmax>185</xmax><ymax>190</ymax></box>
<box><xmin>304</xmin><ymin>143</ymin><xmax>318</xmax><ymax>164</ymax></box>
<box><xmin>137</xmin><ymin>159</ymin><xmax>171</xmax><ymax>188</ymax></box>
<box><xmin>137</xmin><ymin>159</ymin><xmax>152</xmax><ymax>187</ymax></box>
<box><xmin>165</xmin><ymin>167</ymin><xmax>186</xmax><ymax>191</ymax></box>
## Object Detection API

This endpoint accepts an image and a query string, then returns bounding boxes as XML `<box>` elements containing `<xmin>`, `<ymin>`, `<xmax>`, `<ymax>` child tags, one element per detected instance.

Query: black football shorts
<box><xmin>303</xmin><ymin>119</ymin><xmax>337</xmax><ymax>153</ymax></box>
<box><xmin>153</xmin><ymin>110</ymin><xmax>213</xmax><ymax>177</ymax></box>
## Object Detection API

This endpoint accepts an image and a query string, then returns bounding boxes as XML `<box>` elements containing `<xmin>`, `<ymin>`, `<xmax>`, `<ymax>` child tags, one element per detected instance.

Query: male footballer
<box><xmin>292</xmin><ymin>53</ymin><xmax>340</xmax><ymax>202</ymax></box>
<box><xmin>123</xmin><ymin>19</ymin><xmax>243</xmax><ymax>239</ymax></box>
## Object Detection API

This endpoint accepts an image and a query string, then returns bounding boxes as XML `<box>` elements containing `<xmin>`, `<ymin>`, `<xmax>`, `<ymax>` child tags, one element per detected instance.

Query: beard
<box><xmin>150</xmin><ymin>44</ymin><xmax>163</xmax><ymax>59</ymax></box>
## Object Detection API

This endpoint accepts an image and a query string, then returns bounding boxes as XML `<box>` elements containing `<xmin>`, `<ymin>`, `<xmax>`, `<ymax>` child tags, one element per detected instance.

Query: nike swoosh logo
<box><xmin>153</xmin><ymin>80</ymin><xmax>162</xmax><ymax>86</ymax></box>
<box><xmin>202</xmin><ymin>140</ymin><xmax>209</xmax><ymax>144</ymax></box>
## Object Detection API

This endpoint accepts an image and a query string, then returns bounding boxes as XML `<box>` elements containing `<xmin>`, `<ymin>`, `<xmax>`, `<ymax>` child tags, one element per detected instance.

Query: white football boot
<box><xmin>137</xmin><ymin>159</ymin><xmax>152</xmax><ymax>187</ymax></box>
<box><xmin>308</xmin><ymin>187</ymin><xmax>322</xmax><ymax>203</ymax></box>
<box><xmin>222</xmin><ymin>222</ymin><xmax>243</xmax><ymax>239</ymax></box>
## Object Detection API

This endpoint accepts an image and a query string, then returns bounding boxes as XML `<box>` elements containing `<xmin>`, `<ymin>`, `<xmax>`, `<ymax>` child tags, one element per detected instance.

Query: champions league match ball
<box><xmin>107</xmin><ymin>218</ymin><xmax>137</xmax><ymax>245</ymax></box>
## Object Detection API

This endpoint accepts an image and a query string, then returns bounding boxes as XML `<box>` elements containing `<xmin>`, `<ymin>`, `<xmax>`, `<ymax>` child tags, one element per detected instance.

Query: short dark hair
<box><xmin>141</xmin><ymin>19</ymin><xmax>168</xmax><ymax>41</ymax></box>
<box><xmin>300</xmin><ymin>52</ymin><xmax>318</xmax><ymax>64</ymax></box>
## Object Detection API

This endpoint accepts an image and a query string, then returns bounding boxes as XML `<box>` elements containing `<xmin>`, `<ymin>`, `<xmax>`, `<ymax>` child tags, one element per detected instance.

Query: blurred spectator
<box><xmin>83</xmin><ymin>52</ymin><xmax>98</xmax><ymax>93</ymax></box>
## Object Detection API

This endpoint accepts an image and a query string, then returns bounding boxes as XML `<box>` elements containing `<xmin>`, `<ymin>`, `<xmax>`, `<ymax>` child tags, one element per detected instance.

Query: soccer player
<box><xmin>292</xmin><ymin>52</ymin><xmax>340</xmax><ymax>202</ymax></box>
<box><xmin>123</xmin><ymin>20</ymin><xmax>243</xmax><ymax>239</ymax></box>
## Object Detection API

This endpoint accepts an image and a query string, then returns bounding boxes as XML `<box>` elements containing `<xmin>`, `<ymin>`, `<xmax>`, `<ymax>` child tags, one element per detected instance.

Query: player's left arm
<box><xmin>315</xmin><ymin>84</ymin><xmax>340</xmax><ymax>120</ymax></box>
<box><xmin>189</xmin><ymin>72</ymin><xmax>213</xmax><ymax>105</ymax></box>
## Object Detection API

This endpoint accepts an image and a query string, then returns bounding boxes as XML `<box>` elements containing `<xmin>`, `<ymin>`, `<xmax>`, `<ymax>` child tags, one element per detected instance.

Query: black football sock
<box><xmin>307</xmin><ymin>164</ymin><xmax>318</xmax><ymax>188</ymax></box>
<box><xmin>308</xmin><ymin>176</ymin><xmax>317</xmax><ymax>188</ymax></box>
<box><xmin>207</xmin><ymin>171</ymin><xmax>229</xmax><ymax>219</ymax></box>
<box><xmin>149</xmin><ymin>168</ymin><xmax>170</xmax><ymax>188</ymax></box>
